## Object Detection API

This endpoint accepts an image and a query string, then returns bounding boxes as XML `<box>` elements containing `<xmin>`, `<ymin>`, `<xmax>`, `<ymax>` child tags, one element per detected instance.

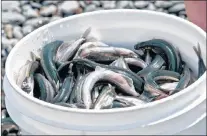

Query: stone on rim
<box><xmin>101</xmin><ymin>1</ymin><xmax>116</xmax><ymax>9</ymax></box>
<box><xmin>59</xmin><ymin>1</ymin><xmax>80</xmax><ymax>14</ymax></box>
<box><xmin>116</xmin><ymin>1</ymin><xmax>130</xmax><ymax>9</ymax></box>
<box><xmin>168</xmin><ymin>3</ymin><xmax>185</xmax><ymax>13</ymax></box>
<box><xmin>134</xmin><ymin>1</ymin><xmax>149</xmax><ymax>9</ymax></box>
<box><xmin>154</xmin><ymin>1</ymin><xmax>174</xmax><ymax>9</ymax></box>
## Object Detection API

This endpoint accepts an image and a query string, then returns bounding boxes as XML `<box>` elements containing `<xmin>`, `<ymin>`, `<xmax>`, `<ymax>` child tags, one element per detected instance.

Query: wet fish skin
<box><xmin>92</xmin><ymin>84</ymin><xmax>116</xmax><ymax>109</ymax></box>
<box><xmin>40</xmin><ymin>40</ymin><xmax>63</xmax><ymax>91</ymax></box>
<box><xmin>81</xmin><ymin>66</ymin><xmax>139</xmax><ymax>109</ymax></box>
<box><xmin>34</xmin><ymin>73</ymin><xmax>55</xmax><ymax>102</ymax></box>
<box><xmin>135</xmin><ymin>39</ymin><xmax>180</xmax><ymax>72</ymax></box>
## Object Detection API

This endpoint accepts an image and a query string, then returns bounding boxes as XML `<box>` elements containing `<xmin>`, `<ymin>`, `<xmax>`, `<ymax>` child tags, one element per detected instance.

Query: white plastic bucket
<box><xmin>3</xmin><ymin>9</ymin><xmax>206</xmax><ymax>135</ymax></box>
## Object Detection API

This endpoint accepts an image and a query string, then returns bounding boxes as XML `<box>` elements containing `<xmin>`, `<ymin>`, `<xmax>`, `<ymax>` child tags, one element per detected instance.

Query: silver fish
<box><xmin>78</xmin><ymin>46</ymin><xmax>138</xmax><ymax>61</ymax></box>
<box><xmin>115</xmin><ymin>95</ymin><xmax>146</xmax><ymax>106</ymax></box>
<box><xmin>17</xmin><ymin>60</ymin><xmax>39</xmax><ymax>96</ymax></box>
<box><xmin>74</xmin><ymin>41</ymin><xmax>109</xmax><ymax>58</ymax></box>
<box><xmin>92</xmin><ymin>84</ymin><xmax>116</xmax><ymax>109</ymax></box>
<box><xmin>110</xmin><ymin>57</ymin><xmax>130</xmax><ymax>70</ymax></box>
<box><xmin>124</xmin><ymin>57</ymin><xmax>147</xmax><ymax>69</ymax></box>
<box><xmin>159</xmin><ymin>82</ymin><xmax>178</xmax><ymax>92</ymax></box>
<box><xmin>145</xmin><ymin>49</ymin><xmax>152</xmax><ymax>65</ymax></box>
<box><xmin>55</xmin><ymin>38</ymin><xmax>85</xmax><ymax>62</ymax></box>
<box><xmin>81</xmin><ymin>66</ymin><xmax>139</xmax><ymax>109</ymax></box>
<box><xmin>92</xmin><ymin>85</ymin><xmax>102</xmax><ymax>103</ymax></box>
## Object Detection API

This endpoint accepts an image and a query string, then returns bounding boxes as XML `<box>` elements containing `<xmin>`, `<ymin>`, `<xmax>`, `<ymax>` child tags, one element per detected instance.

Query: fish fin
<box><xmin>30</xmin><ymin>51</ymin><xmax>40</xmax><ymax>61</ymax></box>
<box><xmin>193</xmin><ymin>44</ymin><xmax>201</xmax><ymax>59</ymax></box>
<box><xmin>108</xmin><ymin>84</ymin><xmax>117</xmax><ymax>96</ymax></box>
<box><xmin>81</xmin><ymin>27</ymin><xmax>92</xmax><ymax>39</ymax></box>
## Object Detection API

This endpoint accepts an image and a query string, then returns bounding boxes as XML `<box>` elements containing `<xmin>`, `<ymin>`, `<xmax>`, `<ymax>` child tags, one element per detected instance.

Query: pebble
<box><xmin>1</xmin><ymin>93</ymin><xmax>6</xmax><ymax>109</ymax></box>
<box><xmin>128</xmin><ymin>1</ymin><xmax>136</xmax><ymax>9</ymax></box>
<box><xmin>116</xmin><ymin>1</ymin><xmax>130</xmax><ymax>9</ymax></box>
<box><xmin>84</xmin><ymin>4</ymin><xmax>97</xmax><ymax>12</ymax></box>
<box><xmin>2</xmin><ymin>1</ymin><xmax>21</xmax><ymax>13</ymax></box>
<box><xmin>13</xmin><ymin>26</ymin><xmax>23</xmax><ymax>39</ymax></box>
<box><xmin>101</xmin><ymin>1</ymin><xmax>116</xmax><ymax>9</ymax></box>
<box><xmin>2</xmin><ymin>37</ymin><xmax>18</xmax><ymax>48</ymax></box>
<box><xmin>20</xmin><ymin>1</ymin><xmax>30</xmax><ymax>6</ymax></box>
<box><xmin>30</xmin><ymin>1</ymin><xmax>42</xmax><ymax>9</ymax></box>
<box><xmin>23</xmin><ymin>8</ymin><xmax>39</xmax><ymax>19</ymax></box>
<box><xmin>4</xmin><ymin>24</ymin><xmax>13</xmax><ymax>39</ymax></box>
<box><xmin>154</xmin><ymin>1</ymin><xmax>174</xmax><ymax>9</ymax></box>
<box><xmin>59</xmin><ymin>1</ymin><xmax>80</xmax><ymax>15</ymax></box>
<box><xmin>2</xmin><ymin>12</ymin><xmax>26</xmax><ymax>25</ymax></box>
<box><xmin>179</xmin><ymin>10</ymin><xmax>186</xmax><ymax>15</ymax></box>
<box><xmin>156</xmin><ymin>8</ymin><xmax>164</xmax><ymax>12</ymax></box>
<box><xmin>147</xmin><ymin>3</ymin><xmax>157</xmax><ymax>11</ymax></box>
<box><xmin>24</xmin><ymin>17</ymin><xmax>49</xmax><ymax>28</ymax></box>
<box><xmin>134</xmin><ymin>1</ymin><xmax>149</xmax><ymax>9</ymax></box>
<box><xmin>22</xmin><ymin>25</ymin><xmax>34</xmax><ymax>35</ymax></box>
<box><xmin>168</xmin><ymin>3</ymin><xmax>185</xmax><ymax>13</ymax></box>
<box><xmin>42</xmin><ymin>1</ymin><xmax>59</xmax><ymax>6</ymax></box>
<box><xmin>40</xmin><ymin>5</ymin><xmax>57</xmax><ymax>17</ymax></box>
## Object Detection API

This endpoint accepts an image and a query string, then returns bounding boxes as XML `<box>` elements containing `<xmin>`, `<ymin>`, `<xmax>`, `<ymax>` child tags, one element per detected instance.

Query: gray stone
<box><xmin>116</xmin><ymin>1</ymin><xmax>130</xmax><ymax>9</ymax></box>
<box><xmin>179</xmin><ymin>10</ymin><xmax>186</xmax><ymax>15</ymax></box>
<box><xmin>101</xmin><ymin>1</ymin><xmax>116</xmax><ymax>9</ymax></box>
<box><xmin>23</xmin><ymin>8</ymin><xmax>39</xmax><ymax>18</ymax></box>
<box><xmin>59</xmin><ymin>1</ymin><xmax>80</xmax><ymax>14</ymax></box>
<box><xmin>2</xmin><ymin>12</ymin><xmax>26</xmax><ymax>25</ymax></box>
<box><xmin>40</xmin><ymin>5</ymin><xmax>57</xmax><ymax>16</ymax></box>
<box><xmin>22</xmin><ymin>4</ymin><xmax>32</xmax><ymax>11</ymax></box>
<box><xmin>20</xmin><ymin>1</ymin><xmax>29</xmax><ymax>6</ymax></box>
<box><xmin>2</xmin><ymin>37</ymin><xmax>18</xmax><ymax>48</ymax></box>
<box><xmin>147</xmin><ymin>3</ymin><xmax>156</xmax><ymax>11</ymax></box>
<box><xmin>168</xmin><ymin>3</ymin><xmax>185</xmax><ymax>13</ymax></box>
<box><xmin>30</xmin><ymin>2</ymin><xmax>42</xmax><ymax>9</ymax></box>
<box><xmin>171</xmin><ymin>1</ymin><xmax>183</xmax><ymax>4</ymax></box>
<box><xmin>4</xmin><ymin>24</ymin><xmax>13</xmax><ymax>39</ymax></box>
<box><xmin>2</xmin><ymin>1</ymin><xmax>21</xmax><ymax>12</ymax></box>
<box><xmin>24</xmin><ymin>17</ymin><xmax>50</xmax><ymax>28</ymax></box>
<box><xmin>134</xmin><ymin>1</ymin><xmax>149</xmax><ymax>9</ymax></box>
<box><xmin>128</xmin><ymin>1</ymin><xmax>136</xmax><ymax>9</ymax></box>
<box><xmin>84</xmin><ymin>4</ymin><xmax>97</xmax><ymax>12</ymax></box>
<box><xmin>50</xmin><ymin>16</ymin><xmax>63</xmax><ymax>22</ymax></box>
<box><xmin>179</xmin><ymin>15</ymin><xmax>186</xmax><ymax>19</ymax></box>
<box><xmin>22</xmin><ymin>25</ymin><xmax>34</xmax><ymax>35</ymax></box>
<box><xmin>13</xmin><ymin>26</ymin><xmax>23</xmax><ymax>39</ymax></box>
<box><xmin>154</xmin><ymin>1</ymin><xmax>174</xmax><ymax>9</ymax></box>
<box><xmin>42</xmin><ymin>1</ymin><xmax>59</xmax><ymax>6</ymax></box>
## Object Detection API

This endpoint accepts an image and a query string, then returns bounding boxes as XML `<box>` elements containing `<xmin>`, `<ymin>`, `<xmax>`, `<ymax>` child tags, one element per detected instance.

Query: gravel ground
<box><xmin>1</xmin><ymin>0</ymin><xmax>187</xmax><ymax>135</ymax></box>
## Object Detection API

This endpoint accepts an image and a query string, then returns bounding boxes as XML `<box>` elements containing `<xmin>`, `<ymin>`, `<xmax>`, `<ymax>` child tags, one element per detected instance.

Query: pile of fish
<box><xmin>16</xmin><ymin>27</ymin><xmax>206</xmax><ymax>110</ymax></box>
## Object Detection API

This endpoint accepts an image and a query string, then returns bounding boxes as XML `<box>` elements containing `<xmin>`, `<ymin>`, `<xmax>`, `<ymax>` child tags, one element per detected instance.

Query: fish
<box><xmin>112</xmin><ymin>100</ymin><xmax>132</xmax><ymax>108</ymax></box>
<box><xmin>92</xmin><ymin>84</ymin><xmax>116</xmax><ymax>109</ymax></box>
<box><xmin>114</xmin><ymin>95</ymin><xmax>146</xmax><ymax>106</ymax></box>
<box><xmin>145</xmin><ymin>49</ymin><xmax>152</xmax><ymax>65</ymax></box>
<box><xmin>81</xmin><ymin>66</ymin><xmax>140</xmax><ymax>109</ymax></box>
<box><xmin>40</xmin><ymin>40</ymin><xmax>63</xmax><ymax>91</ymax></box>
<box><xmin>74</xmin><ymin>41</ymin><xmax>109</xmax><ymax>58</ymax></box>
<box><xmin>135</xmin><ymin>39</ymin><xmax>180</xmax><ymax>72</ymax></box>
<box><xmin>137</xmin><ymin>55</ymin><xmax>165</xmax><ymax>78</ymax></box>
<box><xmin>34</xmin><ymin>73</ymin><xmax>56</xmax><ymax>102</ymax></box>
<box><xmin>124</xmin><ymin>57</ymin><xmax>147</xmax><ymax>69</ymax></box>
<box><xmin>71</xmin><ymin>58</ymin><xmax>144</xmax><ymax>92</ymax></box>
<box><xmin>52</xmin><ymin>72</ymin><xmax>74</xmax><ymax>103</ymax></box>
<box><xmin>193</xmin><ymin>43</ymin><xmax>206</xmax><ymax>78</ymax></box>
<box><xmin>78</xmin><ymin>46</ymin><xmax>138</xmax><ymax>61</ymax></box>
<box><xmin>159</xmin><ymin>82</ymin><xmax>178</xmax><ymax>92</ymax></box>
<box><xmin>170</xmin><ymin>65</ymin><xmax>191</xmax><ymax>95</ymax></box>
<box><xmin>110</xmin><ymin>57</ymin><xmax>130</xmax><ymax>70</ymax></box>
<box><xmin>144</xmin><ymin>70</ymin><xmax>180</xmax><ymax>100</ymax></box>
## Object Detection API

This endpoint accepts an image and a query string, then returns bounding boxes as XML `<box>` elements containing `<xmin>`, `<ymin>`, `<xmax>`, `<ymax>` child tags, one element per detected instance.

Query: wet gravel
<box><xmin>1</xmin><ymin>0</ymin><xmax>187</xmax><ymax>135</ymax></box>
